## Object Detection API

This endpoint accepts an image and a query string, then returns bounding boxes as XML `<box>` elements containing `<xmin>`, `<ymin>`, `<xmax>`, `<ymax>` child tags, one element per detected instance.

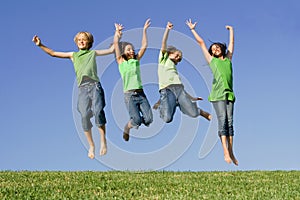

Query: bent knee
<box><xmin>143</xmin><ymin>118</ymin><xmax>153</xmax><ymax>126</ymax></box>
<box><xmin>132</xmin><ymin>117</ymin><xmax>142</xmax><ymax>127</ymax></box>
<box><xmin>162</xmin><ymin>115</ymin><xmax>173</xmax><ymax>123</ymax></box>
<box><xmin>189</xmin><ymin>112</ymin><xmax>199</xmax><ymax>118</ymax></box>
<box><xmin>80</xmin><ymin>112</ymin><xmax>93</xmax><ymax>120</ymax></box>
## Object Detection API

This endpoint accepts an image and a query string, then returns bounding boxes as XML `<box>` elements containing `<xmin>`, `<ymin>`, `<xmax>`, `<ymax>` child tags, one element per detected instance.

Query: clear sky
<box><xmin>1</xmin><ymin>0</ymin><xmax>299</xmax><ymax>171</ymax></box>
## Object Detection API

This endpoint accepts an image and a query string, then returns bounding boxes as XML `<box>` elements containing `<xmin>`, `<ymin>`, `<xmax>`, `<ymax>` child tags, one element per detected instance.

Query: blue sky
<box><xmin>1</xmin><ymin>0</ymin><xmax>299</xmax><ymax>171</ymax></box>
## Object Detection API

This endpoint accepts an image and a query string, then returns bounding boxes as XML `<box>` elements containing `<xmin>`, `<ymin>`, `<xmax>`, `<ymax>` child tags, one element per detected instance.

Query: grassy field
<box><xmin>0</xmin><ymin>171</ymin><xmax>299</xmax><ymax>199</ymax></box>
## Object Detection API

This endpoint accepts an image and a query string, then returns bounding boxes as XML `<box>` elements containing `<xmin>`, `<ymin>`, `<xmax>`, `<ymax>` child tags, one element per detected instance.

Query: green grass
<box><xmin>0</xmin><ymin>171</ymin><xmax>299</xmax><ymax>199</ymax></box>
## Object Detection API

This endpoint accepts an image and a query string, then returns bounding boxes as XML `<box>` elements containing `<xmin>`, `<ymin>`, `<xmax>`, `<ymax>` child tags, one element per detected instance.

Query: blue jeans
<box><xmin>77</xmin><ymin>82</ymin><xmax>106</xmax><ymax>131</ymax></box>
<box><xmin>159</xmin><ymin>84</ymin><xmax>200</xmax><ymax>123</ymax></box>
<box><xmin>212</xmin><ymin>100</ymin><xmax>234</xmax><ymax>136</ymax></box>
<box><xmin>124</xmin><ymin>90</ymin><xmax>153</xmax><ymax>128</ymax></box>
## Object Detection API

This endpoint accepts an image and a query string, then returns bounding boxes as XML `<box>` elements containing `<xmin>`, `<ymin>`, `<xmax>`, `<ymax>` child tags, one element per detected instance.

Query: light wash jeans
<box><xmin>77</xmin><ymin>82</ymin><xmax>106</xmax><ymax>131</ymax></box>
<box><xmin>212</xmin><ymin>100</ymin><xmax>234</xmax><ymax>136</ymax></box>
<box><xmin>159</xmin><ymin>84</ymin><xmax>200</xmax><ymax>123</ymax></box>
<box><xmin>124</xmin><ymin>90</ymin><xmax>153</xmax><ymax>128</ymax></box>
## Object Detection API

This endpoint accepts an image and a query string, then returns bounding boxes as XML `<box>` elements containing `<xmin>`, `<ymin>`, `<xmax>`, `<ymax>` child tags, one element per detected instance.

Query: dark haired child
<box><xmin>186</xmin><ymin>19</ymin><xmax>238</xmax><ymax>165</ymax></box>
<box><xmin>113</xmin><ymin>19</ymin><xmax>153</xmax><ymax>141</ymax></box>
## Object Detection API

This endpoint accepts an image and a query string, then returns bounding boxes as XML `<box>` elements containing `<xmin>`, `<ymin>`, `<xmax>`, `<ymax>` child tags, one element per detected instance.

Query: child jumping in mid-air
<box><xmin>154</xmin><ymin>21</ymin><xmax>211</xmax><ymax>123</ymax></box>
<box><xmin>186</xmin><ymin>19</ymin><xmax>238</xmax><ymax>165</ymax></box>
<box><xmin>32</xmin><ymin>31</ymin><xmax>114</xmax><ymax>159</ymax></box>
<box><xmin>114</xmin><ymin>19</ymin><xmax>153</xmax><ymax>141</ymax></box>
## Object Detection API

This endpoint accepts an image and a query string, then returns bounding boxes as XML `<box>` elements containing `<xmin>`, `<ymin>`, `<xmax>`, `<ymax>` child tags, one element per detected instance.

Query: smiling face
<box><xmin>124</xmin><ymin>44</ymin><xmax>135</xmax><ymax>60</ymax></box>
<box><xmin>169</xmin><ymin>50</ymin><xmax>182</xmax><ymax>65</ymax></box>
<box><xmin>76</xmin><ymin>34</ymin><xmax>89</xmax><ymax>50</ymax></box>
<box><xmin>211</xmin><ymin>44</ymin><xmax>222</xmax><ymax>58</ymax></box>
<box><xmin>74</xmin><ymin>32</ymin><xmax>94</xmax><ymax>50</ymax></box>
<box><xmin>208</xmin><ymin>43</ymin><xmax>227</xmax><ymax>58</ymax></box>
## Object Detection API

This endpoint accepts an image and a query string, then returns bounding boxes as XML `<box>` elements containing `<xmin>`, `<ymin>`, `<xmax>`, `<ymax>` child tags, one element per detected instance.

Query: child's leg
<box><xmin>123</xmin><ymin>103</ymin><xmax>140</xmax><ymax>141</ymax></box>
<box><xmin>84</xmin><ymin>129</ymin><xmax>95</xmax><ymax>159</ymax></box>
<box><xmin>159</xmin><ymin>88</ymin><xmax>176</xmax><ymax>123</ymax></box>
<box><xmin>123</xmin><ymin>121</ymin><xmax>133</xmax><ymax>141</ymax></box>
<box><xmin>152</xmin><ymin>99</ymin><xmax>160</xmax><ymax>110</ymax></box>
<box><xmin>98</xmin><ymin>125</ymin><xmax>107</xmax><ymax>156</ymax></box>
<box><xmin>139</xmin><ymin>93</ymin><xmax>153</xmax><ymax>126</ymax></box>
<box><xmin>123</xmin><ymin>92</ymin><xmax>143</xmax><ymax>141</ymax></box>
<box><xmin>77</xmin><ymin>86</ymin><xmax>93</xmax><ymax>132</ymax></box>
<box><xmin>178</xmin><ymin>90</ymin><xmax>211</xmax><ymax>120</ymax></box>
<box><xmin>220</xmin><ymin>135</ymin><xmax>231</xmax><ymax>164</ymax></box>
<box><xmin>213</xmin><ymin>101</ymin><xmax>232</xmax><ymax>164</ymax></box>
<box><xmin>78</xmin><ymin>85</ymin><xmax>94</xmax><ymax>159</ymax></box>
<box><xmin>128</xmin><ymin>97</ymin><xmax>142</xmax><ymax>128</ymax></box>
<box><xmin>200</xmin><ymin>109</ymin><xmax>212</xmax><ymax>121</ymax></box>
<box><xmin>225</xmin><ymin>101</ymin><xmax>237</xmax><ymax>165</ymax></box>
<box><xmin>93</xmin><ymin>82</ymin><xmax>107</xmax><ymax>127</ymax></box>
<box><xmin>92</xmin><ymin>82</ymin><xmax>107</xmax><ymax>154</ymax></box>
<box><xmin>227</xmin><ymin>136</ymin><xmax>238</xmax><ymax>165</ymax></box>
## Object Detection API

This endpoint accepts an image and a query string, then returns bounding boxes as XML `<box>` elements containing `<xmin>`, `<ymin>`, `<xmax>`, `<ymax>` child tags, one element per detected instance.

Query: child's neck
<box><xmin>215</xmin><ymin>56</ymin><xmax>225</xmax><ymax>60</ymax></box>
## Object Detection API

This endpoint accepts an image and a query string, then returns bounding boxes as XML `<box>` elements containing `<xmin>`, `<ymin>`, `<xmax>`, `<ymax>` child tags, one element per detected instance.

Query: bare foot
<box><xmin>152</xmin><ymin>100</ymin><xmax>160</xmax><ymax>110</ymax></box>
<box><xmin>123</xmin><ymin>133</ymin><xmax>129</xmax><ymax>141</ymax></box>
<box><xmin>88</xmin><ymin>146</ymin><xmax>95</xmax><ymax>159</ymax></box>
<box><xmin>230</xmin><ymin>153</ymin><xmax>238</xmax><ymax>166</ymax></box>
<box><xmin>100</xmin><ymin>141</ymin><xmax>107</xmax><ymax>156</ymax></box>
<box><xmin>224</xmin><ymin>153</ymin><xmax>232</xmax><ymax>164</ymax></box>
<box><xmin>123</xmin><ymin>124</ymin><xmax>130</xmax><ymax>142</ymax></box>
<box><xmin>200</xmin><ymin>109</ymin><xmax>212</xmax><ymax>121</ymax></box>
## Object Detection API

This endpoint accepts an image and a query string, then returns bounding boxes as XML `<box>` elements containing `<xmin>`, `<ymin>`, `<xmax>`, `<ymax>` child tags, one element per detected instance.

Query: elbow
<box><xmin>197</xmin><ymin>41</ymin><xmax>205</xmax><ymax>46</ymax></box>
<box><xmin>49</xmin><ymin>52</ymin><xmax>56</xmax><ymax>57</ymax></box>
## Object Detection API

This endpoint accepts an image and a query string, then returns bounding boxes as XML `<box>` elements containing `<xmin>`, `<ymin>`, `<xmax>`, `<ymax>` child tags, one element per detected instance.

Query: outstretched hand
<box><xmin>144</xmin><ymin>18</ymin><xmax>151</xmax><ymax>30</ymax></box>
<box><xmin>115</xmin><ymin>23</ymin><xmax>124</xmax><ymax>32</ymax></box>
<box><xmin>114</xmin><ymin>23</ymin><xmax>124</xmax><ymax>38</ymax></box>
<box><xmin>166</xmin><ymin>21</ymin><xmax>173</xmax><ymax>30</ymax></box>
<box><xmin>226</xmin><ymin>25</ymin><xmax>233</xmax><ymax>30</ymax></box>
<box><xmin>185</xmin><ymin>19</ymin><xmax>197</xmax><ymax>30</ymax></box>
<box><xmin>32</xmin><ymin>35</ymin><xmax>41</xmax><ymax>46</ymax></box>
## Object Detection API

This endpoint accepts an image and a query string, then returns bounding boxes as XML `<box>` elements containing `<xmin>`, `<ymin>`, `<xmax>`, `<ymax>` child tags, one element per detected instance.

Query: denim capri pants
<box><xmin>77</xmin><ymin>82</ymin><xmax>106</xmax><ymax>131</ymax></box>
<box><xmin>124</xmin><ymin>89</ymin><xmax>153</xmax><ymax>129</ymax></box>
<box><xmin>159</xmin><ymin>84</ymin><xmax>200</xmax><ymax>123</ymax></box>
<box><xmin>212</xmin><ymin>100</ymin><xmax>234</xmax><ymax>137</ymax></box>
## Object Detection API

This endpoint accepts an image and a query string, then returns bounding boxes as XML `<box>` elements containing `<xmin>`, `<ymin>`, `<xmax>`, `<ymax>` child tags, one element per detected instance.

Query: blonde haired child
<box><xmin>32</xmin><ymin>31</ymin><xmax>114</xmax><ymax>159</ymax></box>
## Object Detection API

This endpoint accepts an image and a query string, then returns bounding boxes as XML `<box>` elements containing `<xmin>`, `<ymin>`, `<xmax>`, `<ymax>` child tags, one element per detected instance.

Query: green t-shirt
<box><xmin>118</xmin><ymin>59</ymin><xmax>143</xmax><ymax>92</ymax></box>
<box><xmin>208</xmin><ymin>57</ymin><xmax>235</xmax><ymax>102</ymax></box>
<box><xmin>158</xmin><ymin>51</ymin><xmax>182</xmax><ymax>90</ymax></box>
<box><xmin>72</xmin><ymin>50</ymin><xmax>99</xmax><ymax>86</ymax></box>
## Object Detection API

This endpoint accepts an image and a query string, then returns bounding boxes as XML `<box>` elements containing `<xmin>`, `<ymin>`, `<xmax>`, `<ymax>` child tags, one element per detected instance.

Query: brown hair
<box><xmin>118</xmin><ymin>41</ymin><xmax>137</xmax><ymax>60</ymax></box>
<box><xmin>167</xmin><ymin>46</ymin><xmax>182</xmax><ymax>62</ymax></box>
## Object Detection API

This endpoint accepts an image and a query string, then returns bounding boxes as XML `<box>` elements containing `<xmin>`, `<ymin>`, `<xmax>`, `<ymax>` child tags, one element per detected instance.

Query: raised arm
<box><xmin>32</xmin><ymin>35</ymin><xmax>73</xmax><ymax>59</ymax></box>
<box><xmin>113</xmin><ymin>23</ymin><xmax>124</xmax><ymax>64</ymax></box>
<box><xmin>185</xmin><ymin>19</ymin><xmax>212</xmax><ymax>64</ymax></box>
<box><xmin>161</xmin><ymin>22</ymin><xmax>173</xmax><ymax>53</ymax></box>
<box><xmin>136</xmin><ymin>18</ymin><xmax>151</xmax><ymax>60</ymax></box>
<box><xmin>225</xmin><ymin>25</ymin><xmax>234</xmax><ymax>60</ymax></box>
